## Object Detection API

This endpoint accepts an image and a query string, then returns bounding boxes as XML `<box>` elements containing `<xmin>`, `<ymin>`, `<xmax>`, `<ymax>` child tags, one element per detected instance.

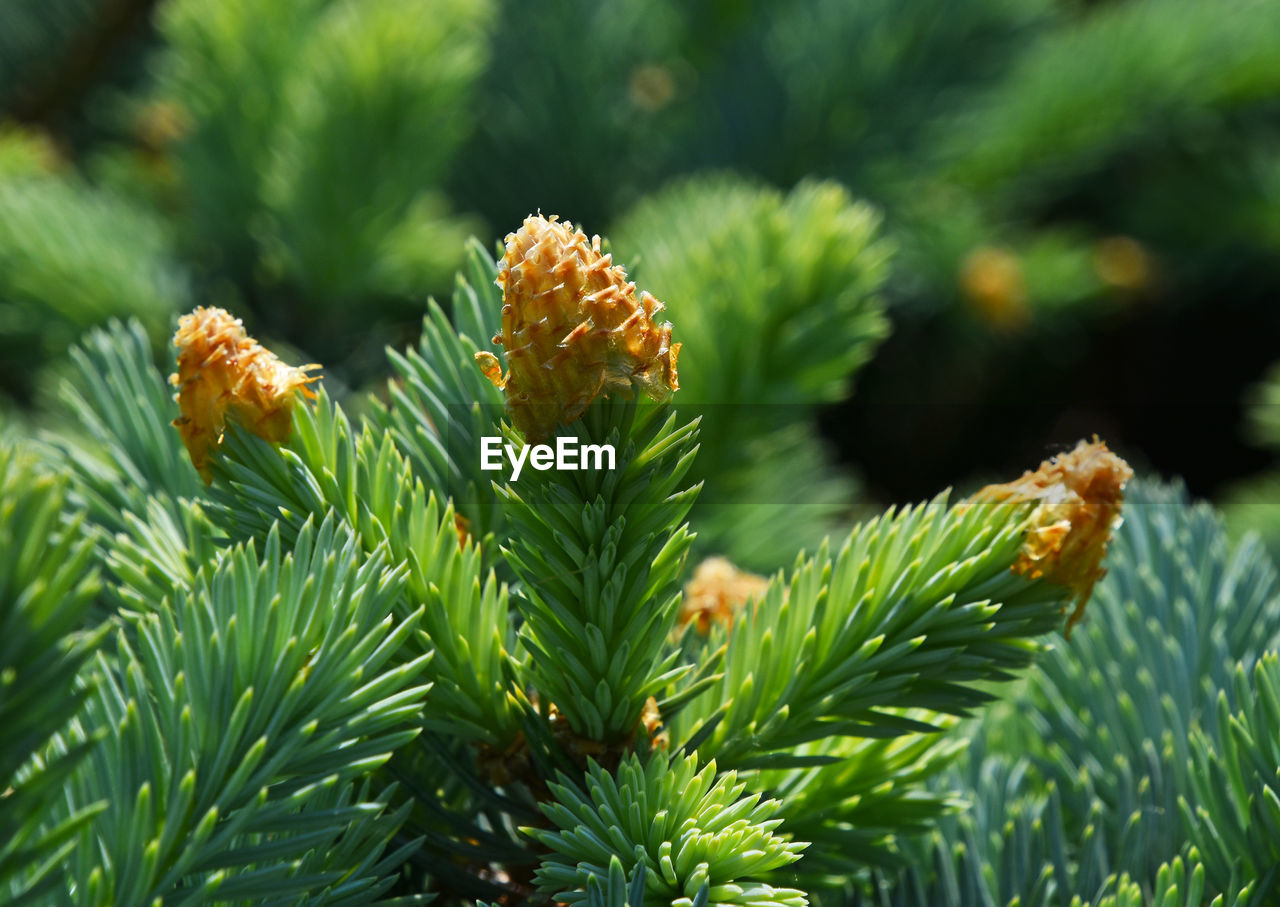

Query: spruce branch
<box><xmin>480</xmin><ymin>854</ymin><xmax>658</xmax><ymax>907</ymax></box>
<box><xmin>53</xmin><ymin>318</ymin><xmax>203</xmax><ymax>527</ymax></box>
<box><xmin>1183</xmin><ymin>654</ymin><xmax>1280</xmax><ymax>900</ymax></box>
<box><xmin>477</xmin><ymin>213</ymin><xmax>697</xmax><ymax>746</ymax></box>
<box><xmin>169</xmin><ymin>306</ymin><xmax>535</xmax><ymax>894</ymax></box>
<box><xmin>210</xmin><ymin>386</ymin><xmax>521</xmax><ymax>749</ymax></box>
<box><xmin>169</xmin><ymin>307</ymin><xmax>522</xmax><ymax>750</ymax></box>
<box><xmin>387</xmin><ymin>731</ymin><xmax>540</xmax><ymax>902</ymax></box>
<box><xmin>850</xmin><ymin>738</ymin><xmax>1127</xmax><ymax>907</ymax></box>
<box><xmin>673</xmin><ymin>440</ymin><xmax>1132</xmax><ymax>771</ymax></box>
<box><xmin>855</xmin><ymin>830</ymin><xmax>1254</xmax><ymax>907</ymax></box>
<box><xmin>367</xmin><ymin>238</ymin><xmax>508</xmax><ymax>550</ymax></box>
<box><xmin>584</xmin><ymin>855</ymin><xmax>655</xmax><ymax>907</ymax></box>
<box><xmin>0</xmin><ymin>446</ymin><xmax>106</xmax><ymax>903</ymax></box>
<box><xmin>57</xmin><ymin>515</ymin><xmax>431</xmax><ymax>904</ymax></box>
<box><xmin>858</xmin><ymin>478</ymin><xmax>1280</xmax><ymax>906</ymax></box>
<box><xmin>753</xmin><ymin>720</ymin><xmax>967</xmax><ymax>879</ymax></box>
<box><xmin>612</xmin><ymin>177</ymin><xmax>888</xmax><ymax>414</ymax></box>
<box><xmin>1000</xmin><ymin>480</ymin><xmax>1280</xmax><ymax>890</ymax></box>
<box><xmin>839</xmin><ymin>737</ymin><xmax>1243</xmax><ymax>907</ymax></box>
<box><xmin>528</xmin><ymin>753</ymin><xmax>806</xmax><ymax>907</ymax></box>
<box><xmin>43</xmin><ymin>318</ymin><xmax>217</xmax><ymax>617</ymax></box>
<box><xmin>1083</xmin><ymin>857</ymin><xmax>1254</xmax><ymax>907</ymax></box>
<box><xmin>499</xmin><ymin>400</ymin><xmax>700</xmax><ymax>743</ymax></box>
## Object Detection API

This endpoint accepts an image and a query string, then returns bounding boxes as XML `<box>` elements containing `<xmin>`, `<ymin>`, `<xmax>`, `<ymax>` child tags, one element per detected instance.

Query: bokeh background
<box><xmin>4</xmin><ymin>0</ymin><xmax>1280</xmax><ymax>568</ymax></box>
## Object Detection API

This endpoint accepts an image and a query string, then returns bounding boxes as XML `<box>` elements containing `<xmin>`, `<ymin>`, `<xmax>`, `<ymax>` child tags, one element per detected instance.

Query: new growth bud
<box><xmin>170</xmin><ymin>306</ymin><xmax>319</xmax><ymax>482</ymax></box>
<box><xmin>975</xmin><ymin>438</ymin><xmax>1134</xmax><ymax>634</ymax></box>
<box><xmin>475</xmin><ymin>214</ymin><xmax>680</xmax><ymax>442</ymax></box>
<box><xmin>680</xmin><ymin>556</ymin><xmax>770</xmax><ymax>634</ymax></box>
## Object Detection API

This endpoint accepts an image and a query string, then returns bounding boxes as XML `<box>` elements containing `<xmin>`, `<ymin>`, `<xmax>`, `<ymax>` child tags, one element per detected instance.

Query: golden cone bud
<box><xmin>974</xmin><ymin>438</ymin><xmax>1133</xmax><ymax>635</ymax></box>
<box><xmin>170</xmin><ymin>306</ymin><xmax>319</xmax><ymax>482</ymax></box>
<box><xmin>959</xmin><ymin>246</ymin><xmax>1029</xmax><ymax>331</ymax></box>
<box><xmin>475</xmin><ymin>214</ymin><xmax>680</xmax><ymax>441</ymax></box>
<box><xmin>680</xmin><ymin>556</ymin><xmax>770</xmax><ymax>634</ymax></box>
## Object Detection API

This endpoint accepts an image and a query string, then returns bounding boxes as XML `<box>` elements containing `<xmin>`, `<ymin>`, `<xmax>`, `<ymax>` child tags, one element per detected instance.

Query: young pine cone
<box><xmin>475</xmin><ymin>214</ymin><xmax>680</xmax><ymax>442</ymax></box>
<box><xmin>170</xmin><ymin>307</ymin><xmax>319</xmax><ymax>482</ymax></box>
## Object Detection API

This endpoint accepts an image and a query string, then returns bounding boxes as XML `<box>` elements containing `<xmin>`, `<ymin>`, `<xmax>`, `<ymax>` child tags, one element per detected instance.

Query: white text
<box><xmin>480</xmin><ymin>436</ymin><xmax>616</xmax><ymax>481</ymax></box>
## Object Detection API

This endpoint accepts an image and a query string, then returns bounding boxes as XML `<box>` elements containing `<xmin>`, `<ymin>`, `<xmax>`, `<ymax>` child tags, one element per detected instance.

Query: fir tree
<box><xmin>14</xmin><ymin>215</ymin><xmax>1273</xmax><ymax>907</ymax></box>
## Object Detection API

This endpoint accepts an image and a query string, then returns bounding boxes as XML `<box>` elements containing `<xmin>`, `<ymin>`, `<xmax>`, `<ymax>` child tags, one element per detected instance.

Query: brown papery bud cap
<box><xmin>973</xmin><ymin>438</ymin><xmax>1134</xmax><ymax>635</ymax></box>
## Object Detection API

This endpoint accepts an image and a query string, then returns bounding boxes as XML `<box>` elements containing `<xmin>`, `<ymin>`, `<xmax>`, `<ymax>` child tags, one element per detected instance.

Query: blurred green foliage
<box><xmin>0</xmin><ymin>136</ymin><xmax>186</xmax><ymax>401</ymax></box>
<box><xmin>611</xmin><ymin>175</ymin><xmax>891</xmax><ymax>568</ymax></box>
<box><xmin>1224</xmin><ymin>364</ymin><xmax>1280</xmax><ymax>559</ymax></box>
<box><xmin>2</xmin><ymin>0</ymin><xmax>1278</xmax><ymax>599</ymax></box>
<box><xmin>4</xmin><ymin>0</ymin><xmax>1279</xmax><ymax>500</ymax></box>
